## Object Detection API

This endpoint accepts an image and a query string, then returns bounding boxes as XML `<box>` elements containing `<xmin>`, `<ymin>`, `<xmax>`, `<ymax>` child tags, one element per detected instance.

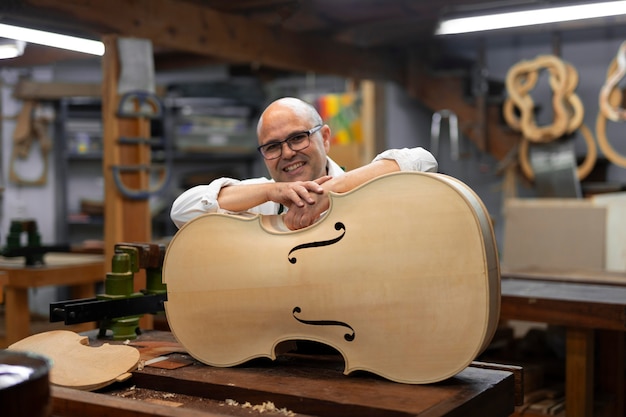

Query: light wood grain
<box><xmin>163</xmin><ymin>172</ymin><xmax>500</xmax><ymax>384</ymax></box>
<box><xmin>8</xmin><ymin>330</ymin><xmax>140</xmax><ymax>391</ymax></box>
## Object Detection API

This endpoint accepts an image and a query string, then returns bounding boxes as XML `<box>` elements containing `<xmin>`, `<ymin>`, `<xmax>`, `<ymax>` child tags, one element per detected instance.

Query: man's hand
<box><xmin>267</xmin><ymin>176</ymin><xmax>332</xmax><ymax>208</ymax></box>
<box><xmin>283</xmin><ymin>188</ymin><xmax>331</xmax><ymax>230</ymax></box>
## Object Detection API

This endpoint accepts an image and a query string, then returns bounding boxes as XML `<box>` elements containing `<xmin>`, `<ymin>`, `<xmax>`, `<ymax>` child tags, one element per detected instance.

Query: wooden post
<box><xmin>596</xmin><ymin>330</ymin><xmax>624</xmax><ymax>417</ymax></box>
<box><xmin>361</xmin><ymin>80</ymin><xmax>386</xmax><ymax>159</ymax></box>
<box><xmin>566</xmin><ymin>327</ymin><xmax>594</xmax><ymax>417</ymax></box>
<box><xmin>101</xmin><ymin>35</ymin><xmax>153</xmax><ymax>329</ymax></box>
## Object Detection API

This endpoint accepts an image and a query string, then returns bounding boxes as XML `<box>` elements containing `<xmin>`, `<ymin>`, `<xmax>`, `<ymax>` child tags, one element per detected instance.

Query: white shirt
<box><xmin>170</xmin><ymin>147</ymin><xmax>437</xmax><ymax>229</ymax></box>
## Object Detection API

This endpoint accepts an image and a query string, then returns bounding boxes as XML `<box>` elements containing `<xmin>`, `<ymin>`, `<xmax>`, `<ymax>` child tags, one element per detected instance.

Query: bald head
<box><xmin>257</xmin><ymin>97</ymin><xmax>323</xmax><ymax>137</ymax></box>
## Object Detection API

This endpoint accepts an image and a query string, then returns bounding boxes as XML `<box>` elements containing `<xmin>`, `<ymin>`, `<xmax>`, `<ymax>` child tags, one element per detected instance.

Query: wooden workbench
<box><xmin>0</xmin><ymin>253</ymin><xmax>105</xmax><ymax>346</ymax></box>
<box><xmin>51</xmin><ymin>330</ymin><xmax>516</xmax><ymax>417</ymax></box>
<box><xmin>501</xmin><ymin>269</ymin><xmax>626</xmax><ymax>417</ymax></box>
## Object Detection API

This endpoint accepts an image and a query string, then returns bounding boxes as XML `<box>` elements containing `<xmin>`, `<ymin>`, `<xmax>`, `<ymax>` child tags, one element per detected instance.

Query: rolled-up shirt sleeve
<box><xmin>170</xmin><ymin>177</ymin><xmax>279</xmax><ymax>229</ymax></box>
<box><xmin>169</xmin><ymin>177</ymin><xmax>239</xmax><ymax>229</ymax></box>
<box><xmin>372</xmin><ymin>147</ymin><xmax>438</xmax><ymax>173</ymax></box>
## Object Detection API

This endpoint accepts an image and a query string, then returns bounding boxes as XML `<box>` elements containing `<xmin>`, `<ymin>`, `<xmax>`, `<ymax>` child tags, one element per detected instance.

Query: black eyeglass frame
<box><xmin>257</xmin><ymin>124</ymin><xmax>323</xmax><ymax>160</ymax></box>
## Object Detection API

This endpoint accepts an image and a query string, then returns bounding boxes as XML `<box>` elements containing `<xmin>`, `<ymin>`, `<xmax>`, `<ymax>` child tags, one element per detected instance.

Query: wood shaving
<box><xmin>145</xmin><ymin>398</ymin><xmax>183</xmax><ymax>407</ymax></box>
<box><xmin>111</xmin><ymin>387</ymin><xmax>296</xmax><ymax>415</ymax></box>
<box><xmin>224</xmin><ymin>399</ymin><xmax>296</xmax><ymax>416</ymax></box>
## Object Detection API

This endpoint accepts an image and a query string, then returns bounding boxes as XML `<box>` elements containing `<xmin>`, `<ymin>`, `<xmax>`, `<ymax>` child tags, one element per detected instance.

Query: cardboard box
<box><xmin>591</xmin><ymin>192</ymin><xmax>626</xmax><ymax>272</ymax></box>
<box><xmin>502</xmin><ymin>198</ymin><xmax>606</xmax><ymax>271</ymax></box>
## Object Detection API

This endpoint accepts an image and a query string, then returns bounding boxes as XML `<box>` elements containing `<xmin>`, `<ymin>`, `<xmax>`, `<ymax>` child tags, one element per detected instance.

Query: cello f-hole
<box><xmin>292</xmin><ymin>306</ymin><xmax>356</xmax><ymax>342</ymax></box>
<box><xmin>287</xmin><ymin>222</ymin><xmax>346</xmax><ymax>264</ymax></box>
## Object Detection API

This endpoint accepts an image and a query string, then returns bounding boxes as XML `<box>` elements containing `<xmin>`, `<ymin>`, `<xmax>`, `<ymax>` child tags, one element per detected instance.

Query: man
<box><xmin>171</xmin><ymin>97</ymin><xmax>438</xmax><ymax>230</ymax></box>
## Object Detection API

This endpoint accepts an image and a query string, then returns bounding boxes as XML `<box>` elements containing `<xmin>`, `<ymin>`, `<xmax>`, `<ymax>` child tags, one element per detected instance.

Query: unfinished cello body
<box><xmin>163</xmin><ymin>172</ymin><xmax>500</xmax><ymax>384</ymax></box>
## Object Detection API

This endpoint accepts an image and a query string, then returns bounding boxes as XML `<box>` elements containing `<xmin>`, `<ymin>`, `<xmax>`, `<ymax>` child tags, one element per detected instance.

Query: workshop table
<box><xmin>51</xmin><ymin>330</ymin><xmax>516</xmax><ymax>417</ymax></box>
<box><xmin>501</xmin><ymin>269</ymin><xmax>626</xmax><ymax>417</ymax></box>
<box><xmin>0</xmin><ymin>253</ymin><xmax>105</xmax><ymax>346</ymax></box>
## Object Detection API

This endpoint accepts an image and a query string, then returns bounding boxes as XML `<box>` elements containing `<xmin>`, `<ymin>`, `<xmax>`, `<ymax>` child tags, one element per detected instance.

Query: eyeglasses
<box><xmin>257</xmin><ymin>125</ymin><xmax>323</xmax><ymax>160</ymax></box>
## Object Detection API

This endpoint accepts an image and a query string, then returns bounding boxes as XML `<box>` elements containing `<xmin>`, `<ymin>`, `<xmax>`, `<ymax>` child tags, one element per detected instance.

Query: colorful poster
<box><xmin>314</xmin><ymin>93</ymin><xmax>362</xmax><ymax>145</ymax></box>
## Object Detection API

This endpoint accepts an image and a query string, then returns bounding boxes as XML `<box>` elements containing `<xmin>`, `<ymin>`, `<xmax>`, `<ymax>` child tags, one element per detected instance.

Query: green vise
<box><xmin>97</xmin><ymin>242</ymin><xmax>166</xmax><ymax>340</ymax></box>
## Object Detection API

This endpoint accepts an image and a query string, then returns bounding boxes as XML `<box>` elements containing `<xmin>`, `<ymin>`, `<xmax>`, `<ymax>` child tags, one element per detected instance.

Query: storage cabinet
<box><xmin>54</xmin><ymin>97</ymin><xmax>105</xmax><ymax>246</ymax></box>
<box><xmin>54</xmin><ymin>96</ymin><xmax>260</xmax><ymax>246</ymax></box>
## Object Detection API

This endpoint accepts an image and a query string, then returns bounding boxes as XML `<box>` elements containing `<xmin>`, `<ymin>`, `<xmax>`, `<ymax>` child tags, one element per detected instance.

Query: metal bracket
<box><xmin>111</xmin><ymin>164</ymin><xmax>171</xmax><ymax>200</ymax></box>
<box><xmin>116</xmin><ymin>90</ymin><xmax>163</xmax><ymax>119</ymax></box>
<box><xmin>112</xmin><ymin>91</ymin><xmax>171</xmax><ymax>200</ymax></box>
<box><xmin>430</xmin><ymin>109</ymin><xmax>460</xmax><ymax>161</ymax></box>
<box><xmin>50</xmin><ymin>293</ymin><xmax>167</xmax><ymax>325</ymax></box>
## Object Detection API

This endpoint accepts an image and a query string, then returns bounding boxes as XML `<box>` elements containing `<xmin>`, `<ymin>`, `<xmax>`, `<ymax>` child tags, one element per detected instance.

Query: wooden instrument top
<box><xmin>164</xmin><ymin>172</ymin><xmax>501</xmax><ymax>384</ymax></box>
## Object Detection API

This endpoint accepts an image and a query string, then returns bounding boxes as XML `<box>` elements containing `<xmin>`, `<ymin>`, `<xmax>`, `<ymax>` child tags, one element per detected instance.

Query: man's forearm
<box><xmin>218</xmin><ymin>178</ymin><xmax>330</xmax><ymax>213</ymax></box>
<box><xmin>322</xmin><ymin>159</ymin><xmax>401</xmax><ymax>194</ymax></box>
<box><xmin>217</xmin><ymin>183</ymin><xmax>275</xmax><ymax>212</ymax></box>
<box><xmin>217</xmin><ymin>159</ymin><xmax>400</xmax><ymax>217</ymax></box>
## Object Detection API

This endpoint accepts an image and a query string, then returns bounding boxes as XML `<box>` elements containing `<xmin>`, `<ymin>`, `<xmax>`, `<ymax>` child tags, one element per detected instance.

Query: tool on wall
<box><xmin>9</xmin><ymin>101</ymin><xmax>54</xmax><ymax>186</ymax></box>
<box><xmin>112</xmin><ymin>91</ymin><xmax>172</xmax><ymax>200</ymax></box>
<box><xmin>596</xmin><ymin>40</ymin><xmax>626</xmax><ymax>168</ymax></box>
<box><xmin>50</xmin><ymin>242</ymin><xmax>167</xmax><ymax>340</ymax></box>
<box><xmin>430</xmin><ymin>109</ymin><xmax>460</xmax><ymax>161</ymax></box>
<box><xmin>503</xmin><ymin>54</ymin><xmax>596</xmax><ymax>183</ymax></box>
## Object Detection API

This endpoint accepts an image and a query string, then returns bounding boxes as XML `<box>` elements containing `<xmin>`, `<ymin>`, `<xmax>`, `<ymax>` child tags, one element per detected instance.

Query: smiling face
<box><xmin>257</xmin><ymin>98</ymin><xmax>331</xmax><ymax>183</ymax></box>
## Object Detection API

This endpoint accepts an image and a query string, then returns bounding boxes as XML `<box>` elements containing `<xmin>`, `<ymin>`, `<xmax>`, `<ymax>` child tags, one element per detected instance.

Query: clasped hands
<box><xmin>270</xmin><ymin>176</ymin><xmax>333</xmax><ymax>230</ymax></box>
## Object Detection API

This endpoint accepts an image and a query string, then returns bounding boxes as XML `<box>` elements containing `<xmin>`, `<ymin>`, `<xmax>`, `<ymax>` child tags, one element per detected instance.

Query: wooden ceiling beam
<box><xmin>22</xmin><ymin>0</ymin><xmax>405</xmax><ymax>84</ymax></box>
<box><xmin>0</xmin><ymin>44</ymin><xmax>95</xmax><ymax>68</ymax></box>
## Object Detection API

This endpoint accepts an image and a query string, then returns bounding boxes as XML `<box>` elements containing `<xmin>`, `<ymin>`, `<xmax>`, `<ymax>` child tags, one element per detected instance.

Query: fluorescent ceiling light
<box><xmin>0</xmin><ymin>39</ymin><xmax>25</xmax><ymax>59</ymax></box>
<box><xmin>0</xmin><ymin>23</ymin><xmax>104</xmax><ymax>55</ymax></box>
<box><xmin>435</xmin><ymin>1</ymin><xmax>626</xmax><ymax>35</ymax></box>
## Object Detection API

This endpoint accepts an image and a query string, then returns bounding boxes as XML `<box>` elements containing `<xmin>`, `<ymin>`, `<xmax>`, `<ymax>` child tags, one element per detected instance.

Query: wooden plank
<box><xmin>471</xmin><ymin>361</ymin><xmax>524</xmax><ymax>406</ymax></box>
<box><xmin>12</xmin><ymin>79</ymin><xmax>101</xmax><ymax>100</ymax></box>
<box><xmin>0</xmin><ymin>254</ymin><xmax>104</xmax><ymax>288</ymax></box>
<box><xmin>131</xmin><ymin>356</ymin><xmax>514</xmax><ymax>417</ymax></box>
<box><xmin>24</xmin><ymin>0</ymin><xmax>404</xmax><ymax>84</ymax></box>
<box><xmin>52</xmin><ymin>386</ymin><xmax>228</xmax><ymax>417</ymax></box>
<box><xmin>1</xmin><ymin>264</ymin><xmax>104</xmax><ymax>288</ymax></box>
<box><xmin>12</xmin><ymin>80</ymin><xmax>167</xmax><ymax>100</ymax></box>
<box><xmin>565</xmin><ymin>328</ymin><xmax>594</xmax><ymax>417</ymax></box>
<box><xmin>500</xmin><ymin>279</ymin><xmax>626</xmax><ymax>331</ymax></box>
<box><xmin>502</xmin><ymin>278</ymin><xmax>626</xmax><ymax>305</ymax></box>
<box><xmin>502</xmin><ymin>267</ymin><xmax>626</xmax><ymax>286</ymax></box>
<box><xmin>0</xmin><ymin>43</ymin><xmax>91</xmax><ymax>68</ymax></box>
